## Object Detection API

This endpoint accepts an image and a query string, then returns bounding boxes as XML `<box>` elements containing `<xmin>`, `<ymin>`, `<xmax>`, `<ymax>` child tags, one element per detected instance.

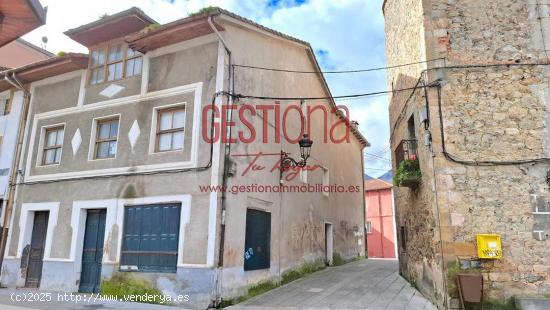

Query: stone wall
<box><xmin>433</xmin><ymin>64</ymin><xmax>550</xmax><ymax>301</ymax></box>
<box><xmin>385</xmin><ymin>0</ymin><xmax>550</xmax><ymax>307</ymax></box>
<box><xmin>384</xmin><ymin>0</ymin><xmax>446</xmax><ymax>307</ymax></box>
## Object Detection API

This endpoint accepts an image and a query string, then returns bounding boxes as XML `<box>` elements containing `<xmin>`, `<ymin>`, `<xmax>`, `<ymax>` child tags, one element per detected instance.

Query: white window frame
<box><xmin>88</xmin><ymin>114</ymin><xmax>121</xmax><ymax>161</ymax></box>
<box><xmin>36</xmin><ymin>123</ymin><xmax>65</xmax><ymax>167</ymax></box>
<box><xmin>148</xmin><ymin>103</ymin><xmax>186</xmax><ymax>154</ymax></box>
<box><xmin>366</xmin><ymin>221</ymin><xmax>372</xmax><ymax>234</ymax></box>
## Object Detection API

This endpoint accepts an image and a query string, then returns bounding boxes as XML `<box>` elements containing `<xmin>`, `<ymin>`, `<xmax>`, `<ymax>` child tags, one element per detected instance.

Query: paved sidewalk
<box><xmin>0</xmin><ymin>289</ymin><xmax>182</xmax><ymax>310</ymax></box>
<box><xmin>227</xmin><ymin>259</ymin><xmax>437</xmax><ymax>310</ymax></box>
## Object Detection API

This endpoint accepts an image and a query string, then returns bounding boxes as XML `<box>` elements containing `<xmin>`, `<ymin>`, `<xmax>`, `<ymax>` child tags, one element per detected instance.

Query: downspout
<box><xmin>0</xmin><ymin>73</ymin><xmax>31</xmax><ymax>269</ymax></box>
<box><xmin>208</xmin><ymin>14</ymin><xmax>234</xmax><ymax>305</ymax></box>
<box><xmin>361</xmin><ymin>147</ymin><xmax>367</xmax><ymax>257</ymax></box>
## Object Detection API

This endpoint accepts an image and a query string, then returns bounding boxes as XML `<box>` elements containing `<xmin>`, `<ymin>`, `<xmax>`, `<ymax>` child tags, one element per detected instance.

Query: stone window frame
<box><xmin>88</xmin><ymin>40</ymin><xmax>143</xmax><ymax>86</ymax></box>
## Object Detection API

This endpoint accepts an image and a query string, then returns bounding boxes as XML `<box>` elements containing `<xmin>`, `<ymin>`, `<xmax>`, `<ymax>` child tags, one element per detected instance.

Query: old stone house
<box><xmin>0</xmin><ymin>7</ymin><xmax>367</xmax><ymax>309</ymax></box>
<box><xmin>384</xmin><ymin>0</ymin><xmax>550</xmax><ymax>308</ymax></box>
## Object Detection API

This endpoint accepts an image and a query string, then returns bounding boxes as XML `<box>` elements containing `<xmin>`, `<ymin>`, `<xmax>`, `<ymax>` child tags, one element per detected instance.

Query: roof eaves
<box><xmin>215</xmin><ymin>8</ymin><xmax>309</xmax><ymax>47</ymax></box>
<box><xmin>125</xmin><ymin>9</ymin><xmax>219</xmax><ymax>44</ymax></box>
<box><xmin>0</xmin><ymin>52</ymin><xmax>88</xmax><ymax>76</ymax></box>
<box><xmin>64</xmin><ymin>7</ymin><xmax>156</xmax><ymax>36</ymax></box>
<box><xmin>27</xmin><ymin>0</ymin><xmax>48</xmax><ymax>25</ymax></box>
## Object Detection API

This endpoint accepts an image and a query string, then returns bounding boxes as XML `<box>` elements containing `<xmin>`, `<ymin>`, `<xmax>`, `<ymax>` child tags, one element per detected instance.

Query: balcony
<box><xmin>394</xmin><ymin>140</ymin><xmax>421</xmax><ymax>188</ymax></box>
<box><xmin>395</xmin><ymin>139</ymin><xmax>418</xmax><ymax>165</ymax></box>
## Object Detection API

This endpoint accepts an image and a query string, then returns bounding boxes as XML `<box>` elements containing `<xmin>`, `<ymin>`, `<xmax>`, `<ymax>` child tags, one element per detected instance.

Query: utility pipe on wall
<box><xmin>208</xmin><ymin>14</ymin><xmax>234</xmax><ymax>306</ymax></box>
<box><xmin>0</xmin><ymin>73</ymin><xmax>31</xmax><ymax>269</ymax></box>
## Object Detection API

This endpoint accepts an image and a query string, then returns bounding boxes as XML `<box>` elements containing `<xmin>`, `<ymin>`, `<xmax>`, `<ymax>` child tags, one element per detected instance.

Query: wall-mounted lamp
<box><xmin>280</xmin><ymin>134</ymin><xmax>313</xmax><ymax>172</ymax></box>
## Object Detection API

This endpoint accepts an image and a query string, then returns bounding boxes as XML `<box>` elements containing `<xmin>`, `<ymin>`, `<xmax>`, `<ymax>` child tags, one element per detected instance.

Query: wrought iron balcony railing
<box><xmin>395</xmin><ymin>139</ymin><xmax>418</xmax><ymax>166</ymax></box>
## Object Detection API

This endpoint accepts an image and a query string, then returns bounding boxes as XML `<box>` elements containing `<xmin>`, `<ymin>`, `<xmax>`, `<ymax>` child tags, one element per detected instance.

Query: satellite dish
<box><xmin>41</xmin><ymin>36</ymin><xmax>48</xmax><ymax>44</ymax></box>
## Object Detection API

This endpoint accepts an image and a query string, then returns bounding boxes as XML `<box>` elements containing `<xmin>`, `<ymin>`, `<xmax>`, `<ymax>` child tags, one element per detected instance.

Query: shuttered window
<box><xmin>244</xmin><ymin>209</ymin><xmax>271</xmax><ymax>271</ymax></box>
<box><xmin>121</xmin><ymin>203</ymin><xmax>181</xmax><ymax>273</ymax></box>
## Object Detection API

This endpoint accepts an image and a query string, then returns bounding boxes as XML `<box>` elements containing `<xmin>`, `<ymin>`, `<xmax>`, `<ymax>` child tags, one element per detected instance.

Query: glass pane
<box><xmin>44</xmin><ymin>149</ymin><xmax>56</xmax><ymax>164</ymax></box>
<box><xmin>159</xmin><ymin>112</ymin><xmax>173</xmax><ymax>130</ymax></box>
<box><xmin>172</xmin><ymin>131</ymin><xmax>184</xmax><ymax>150</ymax></box>
<box><xmin>134</xmin><ymin>57</ymin><xmax>142</xmax><ymax>75</ymax></box>
<box><xmin>127</xmin><ymin>47</ymin><xmax>136</xmax><ymax>58</ymax></box>
<box><xmin>108</xmin><ymin>45</ymin><xmax>123</xmax><ymax>62</ymax></box>
<box><xmin>92</xmin><ymin>68</ymin><xmax>103</xmax><ymax>84</ymax></box>
<box><xmin>115</xmin><ymin>62</ymin><xmax>123</xmax><ymax>80</ymax></box>
<box><xmin>96</xmin><ymin>141</ymin><xmax>109</xmax><ymax>159</ymax></box>
<box><xmin>158</xmin><ymin>133</ymin><xmax>172</xmax><ymax>151</ymax></box>
<box><xmin>173</xmin><ymin>110</ymin><xmax>185</xmax><ymax>128</ymax></box>
<box><xmin>46</xmin><ymin>130</ymin><xmax>57</xmax><ymax>147</ymax></box>
<box><xmin>110</xmin><ymin>120</ymin><xmax>119</xmax><ymax>137</ymax></box>
<box><xmin>54</xmin><ymin>148</ymin><xmax>62</xmax><ymax>163</ymax></box>
<box><xmin>56</xmin><ymin>129</ymin><xmax>64</xmax><ymax>145</ymax></box>
<box><xmin>108</xmin><ymin>141</ymin><xmax>117</xmax><ymax>157</ymax></box>
<box><xmin>98</xmin><ymin>50</ymin><xmax>105</xmax><ymax>65</ymax></box>
<box><xmin>125</xmin><ymin>59</ymin><xmax>135</xmax><ymax>77</ymax></box>
<box><xmin>98</xmin><ymin>122</ymin><xmax>110</xmax><ymax>139</ymax></box>
<box><xmin>91</xmin><ymin>50</ymin><xmax>105</xmax><ymax>66</ymax></box>
<box><xmin>91</xmin><ymin>51</ymin><xmax>98</xmax><ymax>65</ymax></box>
<box><xmin>107</xmin><ymin>64</ymin><xmax>115</xmax><ymax>81</ymax></box>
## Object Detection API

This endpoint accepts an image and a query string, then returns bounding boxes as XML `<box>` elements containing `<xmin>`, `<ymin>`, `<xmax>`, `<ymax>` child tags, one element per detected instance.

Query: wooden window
<box><xmin>156</xmin><ymin>107</ymin><xmax>185</xmax><ymax>152</ymax></box>
<box><xmin>0</xmin><ymin>98</ymin><xmax>11</xmax><ymax>116</ymax></box>
<box><xmin>125</xmin><ymin>48</ymin><xmax>143</xmax><ymax>77</ymax></box>
<box><xmin>88</xmin><ymin>43</ymin><xmax>142</xmax><ymax>85</ymax></box>
<box><xmin>120</xmin><ymin>203</ymin><xmax>181</xmax><ymax>273</ymax></box>
<box><xmin>107</xmin><ymin>44</ymin><xmax>124</xmax><ymax>81</ymax></box>
<box><xmin>42</xmin><ymin>126</ymin><xmax>64</xmax><ymax>165</ymax></box>
<box><xmin>94</xmin><ymin>118</ymin><xmax>119</xmax><ymax>159</ymax></box>
<box><xmin>89</xmin><ymin>49</ymin><xmax>106</xmax><ymax>85</ymax></box>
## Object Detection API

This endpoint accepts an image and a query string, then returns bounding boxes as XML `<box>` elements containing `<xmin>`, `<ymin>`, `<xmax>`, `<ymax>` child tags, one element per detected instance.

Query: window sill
<box><xmin>150</xmin><ymin>149</ymin><xmax>185</xmax><ymax>155</ymax></box>
<box><xmin>87</xmin><ymin>74</ymin><xmax>142</xmax><ymax>88</ymax></box>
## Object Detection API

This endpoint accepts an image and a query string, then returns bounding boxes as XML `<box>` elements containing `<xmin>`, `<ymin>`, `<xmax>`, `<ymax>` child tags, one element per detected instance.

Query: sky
<box><xmin>22</xmin><ymin>0</ymin><xmax>392</xmax><ymax>177</ymax></box>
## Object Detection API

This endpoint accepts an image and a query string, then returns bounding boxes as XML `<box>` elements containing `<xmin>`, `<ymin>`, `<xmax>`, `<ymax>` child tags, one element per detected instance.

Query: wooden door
<box><xmin>25</xmin><ymin>211</ymin><xmax>49</xmax><ymax>288</ymax></box>
<box><xmin>79</xmin><ymin>209</ymin><xmax>106</xmax><ymax>293</ymax></box>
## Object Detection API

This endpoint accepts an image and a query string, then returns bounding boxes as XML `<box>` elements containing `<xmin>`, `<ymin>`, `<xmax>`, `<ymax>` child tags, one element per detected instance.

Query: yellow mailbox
<box><xmin>476</xmin><ymin>234</ymin><xmax>502</xmax><ymax>259</ymax></box>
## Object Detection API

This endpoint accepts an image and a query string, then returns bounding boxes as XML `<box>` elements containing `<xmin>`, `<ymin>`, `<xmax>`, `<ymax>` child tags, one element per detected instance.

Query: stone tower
<box><xmin>383</xmin><ymin>0</ymin><xmax>550</xmax><ymax>308</ymax></box>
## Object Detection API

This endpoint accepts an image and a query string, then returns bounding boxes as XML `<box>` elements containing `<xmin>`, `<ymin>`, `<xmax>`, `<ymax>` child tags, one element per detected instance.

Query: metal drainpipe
<box><xmin>0</xmin><ymin>73</ymin><xmax>31</xmax><ymax>269</ymax></box>
<box><xmin>208</xmin><ymin>15</ymin><xmax>234</xmax><ymax>305</ymax></box>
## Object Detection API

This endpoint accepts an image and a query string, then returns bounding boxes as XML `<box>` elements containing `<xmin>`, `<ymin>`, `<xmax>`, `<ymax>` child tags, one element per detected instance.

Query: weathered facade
<box><xmin>0</xmin><ymin>7</ymin><xmax>367</xmax><ymax>309</ymax></box>
<box><xmin>384</xmin><ymin>0</ymin><xmax>550</xmax><ymax>308</ymax></box>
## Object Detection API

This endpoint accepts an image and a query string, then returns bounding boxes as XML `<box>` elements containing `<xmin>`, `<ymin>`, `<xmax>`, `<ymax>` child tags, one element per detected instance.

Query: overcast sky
<box><xmin>23</xmin><ymin>0</ymin><xmax>391</xmax><ymax>177</ymax></box>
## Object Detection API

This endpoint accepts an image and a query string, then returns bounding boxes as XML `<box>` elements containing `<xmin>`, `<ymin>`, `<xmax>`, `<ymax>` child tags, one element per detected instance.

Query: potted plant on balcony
<box><xmin>394</xmin><ymin>157</ymin><xmax>421</xmax><ymax>188</ymax></box>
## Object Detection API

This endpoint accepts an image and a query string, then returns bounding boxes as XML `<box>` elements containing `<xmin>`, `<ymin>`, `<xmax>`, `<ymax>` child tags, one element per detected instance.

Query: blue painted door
<box><xmin>244</xmin><ymin>209</ymin><xmax>271</xmax><ymax>271</ymax></box>
<box><xmin>79</xmin><ymin>209</ymin><xmax>106</xmax><ymax>293</ymax></box>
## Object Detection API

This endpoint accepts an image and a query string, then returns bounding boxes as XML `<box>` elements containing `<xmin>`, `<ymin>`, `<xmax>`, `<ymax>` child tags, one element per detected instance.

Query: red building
<box><xmin>365</xmin><ymin>179</ymin><xmax>397</xmax><ymax>259</ymax></box>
